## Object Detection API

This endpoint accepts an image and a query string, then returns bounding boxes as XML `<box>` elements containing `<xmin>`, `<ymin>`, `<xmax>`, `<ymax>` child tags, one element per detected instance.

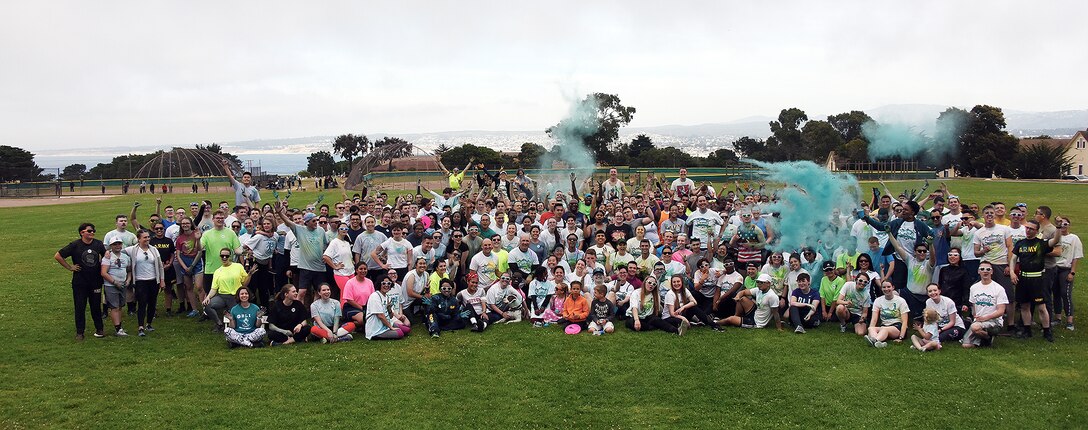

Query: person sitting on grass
<box><xmin>267</xmin><ymin>284</ymin><xmax>313</xmax><ymax>345</ymax></box>
<box><xmin>310</xmin><ymin>283</ymin><xmax>354</xmax><ymax>343</ymax></box>
<box><xmin>924</xmin><ymin>283</ymin><xmax>965</xmax><ymax>343</ymax></box>
<box><xmin>627</xmin><ymin>277</ymin><xmax>675</xmax><ymax>333</ymax></box>
<box><xmin>719</xmin><ymin>273</ymin><xmax>782</xmax><ymax>331</ymax></box>
<box><xmin>662</xmin><ymin>274</ymin><xmax>694</xmax><ymax>336</ymax></box>
<box><xmin>525</xmin><ymin>266</ymin><xmax>555</xmax><ymax>327</ymax></box>
<box><xmin>341</xmin><ymin>265</ymin><xmax>373</xmax><ymax>333</ymax></box>
<box><xmin>909</xmin><ymin>308</ymin><xmax>942</xmax><ymax>352</ymax></box>
<box><xmin>542</xmin><ymin>281</ymin><xmax>568</xmax><ymax>326</ymax></box>
<box><xmin>835</xmin><ymin>274</ymin><xmax>872</xmax><ymax>336</ymax></box>
<box><xmin>203</xmin><ymin>247</ymin><xmax>257</xmax><ymax>332</ymax></box>
<box><xmin>788</xmin><ymin>273</ymin><xmax>820</xmax><ymax>334</ymax></box>
<box><xmin>224</xmin><ymin>286</ymin><xmax>266</xmax><ymax>348</ymax></box>
<box><xmin>424</xmin><ymin>279</ymin><xmax>466</xmax><ymax>338</ymax></box>
<box><xmin>558</xmin><ymin>280</ymin><xmax>589</xmax><ymax>330</ymax></box>
<box><xmin>587</xmin><ymin>284</ymin><xmax>616</xmax><ymax>335</ymax></box>
<box><xmin>486</xmin><ymin>273</ymin><xmax>523</xmax><ymax>323</ymax></box>
<box><xmin>457</xmin><ymin>273</ymin><xmax>489</xmax><ymax>332</ymax></box>
<box><xmin>865</xmin><ymin>281</ymin><xmax>909</xmax><ymax>348</ymax></box>
<box><xmin>962</xmin><ymin>261</ymin><xmax>1009</xmax><ymax>349</ymax></box>
<box><xmin>365</xmin><ymin>277</ymin><xmax>412</xmax><ymax>340</ymax></box>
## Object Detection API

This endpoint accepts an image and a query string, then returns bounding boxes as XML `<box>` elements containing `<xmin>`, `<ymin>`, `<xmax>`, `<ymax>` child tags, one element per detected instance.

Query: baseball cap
<box><xmin>756</xmin><ymin>273</ymin><xmax>773</xmax><ymax>283</ymax></box>
<box><xmin>109</xmin><ymin>237</ymin><xmax>123</xmax><ymax>245</ymax></box>
<box><xmin>593</xmin><ymin>267</ymin><xmax>605</xmax><ymax>275</ymax></box>
<box><xmin>822</xmin><ymin>261</ymin><xmax>836</xmax><ymax>271</ymax></box>
<box><xmin>1015</xmin><ymin>202</ymin><xmax>1027</xmax><ymax>208</ymax></box>
<box><xmin>302</xmin><ymin>213</ymin><xmax>317</xmax><ymax>222</ymax></box>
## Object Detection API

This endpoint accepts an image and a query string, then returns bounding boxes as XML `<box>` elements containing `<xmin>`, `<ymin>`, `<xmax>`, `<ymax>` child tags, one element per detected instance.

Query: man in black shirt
<box><xmin>1009</xmin><ymin>220</ymin><xmax>1063</xmax><ymax>342</ymax></box>
<box><xmin>54</xmin><ymin>223</ymin><xmax>106</xmax><ymax>340</ymax></box>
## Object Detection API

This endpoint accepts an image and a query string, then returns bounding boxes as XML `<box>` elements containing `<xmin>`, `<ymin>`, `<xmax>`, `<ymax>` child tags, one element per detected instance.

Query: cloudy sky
<box><xmin>2</xmin><ymin>1</ymin><xmax>1085</xmax><ymax>150</ymax></box>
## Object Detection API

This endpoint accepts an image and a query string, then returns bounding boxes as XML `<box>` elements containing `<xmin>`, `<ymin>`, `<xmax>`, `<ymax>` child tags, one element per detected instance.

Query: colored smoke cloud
<box><xmin>862</xmin><ymin>117</ymin><xmax>965</xmax><ymax>163</ymax></box>
<box><xmin>746</xmin><ymin>159</ymin><xmax>861</xmax><ymax>253</ymax></box>
<box><xmin>538</xmin><ymin>95</ymin><xmax>600</xmax><ymax>197</ymax></box>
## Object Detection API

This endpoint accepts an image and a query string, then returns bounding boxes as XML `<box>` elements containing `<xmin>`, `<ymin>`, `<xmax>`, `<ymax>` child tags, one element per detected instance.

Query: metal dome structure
<box><xmin>344</xmin><ymin>140</ymin><xmax>419</xmax><ymax>189</ymax></box>
<box><xmin>133</xmin><ymin>148</ymin><xmax>231</xmax><ymax>179</ymax></box>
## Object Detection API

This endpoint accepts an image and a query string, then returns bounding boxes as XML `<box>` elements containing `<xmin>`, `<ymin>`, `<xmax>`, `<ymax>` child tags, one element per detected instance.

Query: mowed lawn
<box><xmin>1</xmin><ymin>179</ymin><xmax>1086</xmax><ymax>429</ymax></box>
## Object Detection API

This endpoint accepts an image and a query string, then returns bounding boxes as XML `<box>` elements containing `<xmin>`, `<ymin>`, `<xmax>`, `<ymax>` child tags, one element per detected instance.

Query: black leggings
<box><xmin>625</xmin><ymin>315</ymin><xmax>678</xmax><ymax>333</ymax></box>
<box><xmin>134</xmin><ymin>279</ymin><xmax>160</xmax><ymax>327</ymax></box>
<box><xmin>251</xmin><ymin>262</ymin><xmax>274</xmax><ymax>307</ymax></box>
<box><xmin>938</xmin><ymin>326</ymin><xmax>965</xmax><ymax>343</ymax></box>
<box><xmin>789</xmin><ymin>306</ymin><xmax>820</xmax><ymax>328</ymax></box>
<box><xmin>682</xmin><ymin>305</ymin><xmax>719</xmax><ymax>327</ymax></box>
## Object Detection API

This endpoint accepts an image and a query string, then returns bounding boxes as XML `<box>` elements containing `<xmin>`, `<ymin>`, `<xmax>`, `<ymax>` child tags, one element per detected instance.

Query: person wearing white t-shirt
<box><xmin>468</xmin><ymin>239</ymin><xmax>501</xmax><ymax>289</ymax></box>
<box><xmin>924</xmin><ymin>283</ymin><xmax>965</xmax><ymax>343</ymax></box>
<box><xmin>1053</xmin><ymin>216</ymin><xmax>1082</xmax><ymax>330</ymax></box>
<box><xmin>972</xmin><ymin>206</ymin><xmax>1014</xmax><ymax>325</ymax></box>
<box><xmin>962</xmin><ymin>261</ymin><xmax>1009</xmax><ymax>348</ymax></box>
<box><xmin>865</xmin><ymin>280</ymin><xmax>909</xmax><ymax>348</ymax></box>
<box><xmin>670</xmin><ymin>168</ymin><xmax>696</xmax><ymax>198</ymax></box>
<box><xmin>719</xmin><ymin>273</ymin><xmax>781</xmax><ymax>330</ymax></box>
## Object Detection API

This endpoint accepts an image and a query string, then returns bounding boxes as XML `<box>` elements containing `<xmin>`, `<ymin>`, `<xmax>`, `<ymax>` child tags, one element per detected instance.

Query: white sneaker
<box><xmin>864</xmin><ymin>335</ymin><xmax>876</xmax><ymax>347</ymax></box>
<box><xmin>115</xmin><ymin>328</ymin><xmax>129</xmax><ymax>337</ymax></box>
<box><xmin>795</xmin><ymin>325</ymin><xmax>805</xmax><ymax>334</ymax></box>
<box><xmin>678</xmin><ymin>320</ymin><xmax>689</xmax><ymax>336</ymax></box>
<box><xmin>875</xmin><ymin>341</ymin><xmax>887</xmax><ymax>348</ymax></box>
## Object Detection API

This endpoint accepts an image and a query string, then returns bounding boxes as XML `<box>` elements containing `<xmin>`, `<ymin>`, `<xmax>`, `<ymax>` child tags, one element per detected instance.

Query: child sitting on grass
<box><xmin>588</xmin><ymin>284</ymin><xmax>616</xmax><ymax>335</ymax></box>
<box><xmin>911</xmin><ymin>308</ymin><xmax>942</xmax><ymax>352</ymax></box>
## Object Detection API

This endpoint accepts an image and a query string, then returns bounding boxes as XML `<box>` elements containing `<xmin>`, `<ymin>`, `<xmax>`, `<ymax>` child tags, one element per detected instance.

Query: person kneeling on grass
<box><xmin>788</xmin><ymin>273</ymin><xmax>820</xmax><ymax>334</ymax></box>
<box><xmin>310</xmin><ymin>283</ymin><xmax>354</xmax><ymax>343</ymax></box>
<box><xmin>365</xmin><ymin>277</ymin><xmax>412</xmax><ymax>340</ymax></box>
<box><xmin>719</xmin><ymin>273</ymin><xmax>782</xmax><ymax>331</ymax></box>
<box><xmin>835</xmin><ymin>275</ymin><xmax>872</xmax><ymax>336</ymax></box>
<box><xmin>910</xmin><ymin>308</ymin><xmax>942</xmax><ymax>352</ymax></box>
<box><xmin>963</xmin><ymin>261</ymin><xmax>1009</xmax><ymax>348</ymax></box>
<box><xmin>267</xmin><ymin>284</ymin><xmax>313</xmax><ymax>345</ymax></box>
<box><xmin>558</xmin><ymin>280</ymin><xmax>589</xmax><ymax>330</ymax></box>
<box><xmin>866</xmin><ymin>281</ymin><xmax>909</xmax><ymax>348</ymax></box>
<box><xmin>457</xmin><ymin>273</ymin><xmax>490</xmax><ymax>332</ymax></box>
<box><xmin>525</xmin><ymin>266</ymin><xmax>555</xmax><ymax>327</ymax></box>
<box><xmin>224</xmin><ymin>286</ymin><xmax>267</xmax><ymax>348</ymax></box>
<box><xmin>204</xmin><ymin>247</ymin><xmax>257</xmax><ymax>332</ymax></box>
<box><xmin>424</xmin><ymin>279</ymin><xmax>466</xmax><ymax>337</ymax></box>
<box><xmin>587</xmin><ymin>284</ymin><xmax>616</xmax><ymax>335</ymax></box>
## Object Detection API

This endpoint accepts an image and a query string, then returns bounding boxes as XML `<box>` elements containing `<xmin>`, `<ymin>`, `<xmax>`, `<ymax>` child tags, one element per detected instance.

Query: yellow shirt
<box><xmin>428</xmin><ymin>272</ymin><xmax>451</xmax><ymax>295</ymax></box>
<box><xmin>212</xmin><ymin>263</ymin><xmax>248</xmax><ymax>296</ymax></box>
<box><xmin>449</xmin><ymin>171</ymin><xmax>466</xmax><ymax>190</ymax></box>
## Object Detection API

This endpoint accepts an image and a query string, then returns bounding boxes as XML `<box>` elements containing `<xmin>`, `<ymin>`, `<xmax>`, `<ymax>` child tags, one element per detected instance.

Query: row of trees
<box><xmin>309</xmin><ymin>136</ymin><xmax>412</xmax><ymax>176</ymax></box>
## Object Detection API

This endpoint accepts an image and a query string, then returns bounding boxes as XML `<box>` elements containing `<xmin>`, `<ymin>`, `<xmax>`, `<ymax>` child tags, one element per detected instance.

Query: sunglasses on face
<box><xmin>83</xmin><ymin>229</ymin><xmax>95</xmax><ymax>233</ymax></box>
<box><xmin>220</xmin><ymin>254</ymin><xmax>231</xmax><ymax>259</ymax></box>
<box><xmin>979</xmin><ymin>267</ymin><xmax>993</xmax><ymax>272</ymax></box>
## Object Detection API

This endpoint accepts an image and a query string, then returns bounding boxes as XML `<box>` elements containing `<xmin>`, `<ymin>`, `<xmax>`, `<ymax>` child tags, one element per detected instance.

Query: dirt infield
<box><xmin>0</xmin><ymin>195</ymin><xmax>115</xmax><ymax>208</ymax></box>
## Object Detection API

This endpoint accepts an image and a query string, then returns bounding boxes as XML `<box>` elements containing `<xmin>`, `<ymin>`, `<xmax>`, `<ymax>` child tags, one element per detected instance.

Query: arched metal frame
<box><xmin>132</xmin><ymin>148</ymin><xmax>231</xmax><ymax>179</ymax></box>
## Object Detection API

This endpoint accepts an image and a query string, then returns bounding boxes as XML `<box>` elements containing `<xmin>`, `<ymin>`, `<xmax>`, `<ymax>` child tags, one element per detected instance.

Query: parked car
<box><xmin>1061</xmin><ymin>175</ymin><xmax>1088</xmax><ymax>181</ymax></box>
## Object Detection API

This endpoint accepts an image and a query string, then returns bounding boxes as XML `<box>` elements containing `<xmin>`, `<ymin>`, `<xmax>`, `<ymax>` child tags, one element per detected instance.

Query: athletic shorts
<box><xmin>741</xmin><ymin>306</ymin><xmax>757</xmax><ymax>326</ymax></box>
<box><xmin>1016</xmin><ymin>275</ymin><xmax>1046</xmax><ymax>304</ymax></box>
<box><xmin>104</xmin><ymin>285</ymin><xmax>126</xmax><ymax>309</ymax></box>
<box><xmin>344</xmin><ymin>304</ymin><xmax>365</xmax><ymax>319</ymax></box>
<box><xmin>845</xmin><ymin>313</ymin><xmax>865</xmax><ymax>324</ymax></box>
<box><xmin>883</xmin><ymin>322</ymin><xmax>903</xmax><ymax>332</ymax></box>
<box><xmin>298</xmin><ymin>269</ymin><xmax>325</xmax><ymax>291</ymax></box>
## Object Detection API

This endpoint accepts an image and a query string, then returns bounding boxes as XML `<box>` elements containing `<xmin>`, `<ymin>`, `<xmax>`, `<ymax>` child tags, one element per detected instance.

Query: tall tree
<box><xmin>307</xmin><ymin>151</ymin><xmax>337</xmax><ymax>176</ymax></box>
<box><xmin>333</xmin><ymin>133</ymin><xmax>370</xmax><ymax>165</ymax></box>
<box><xmin>61</xmin><ymin>163</ymin><xmax>88</xmax><ymax>180</ymax></box>
<box><xmin>628</xmin><ymin>134</ymin><xmax>655</xmax><ymax>158</ymax></box>
<box><xmin>767</xmin><ymin>108</ymin><xmax>808</xmax><ymax>161</ymax></box>
<box><xmin>517</xmin><ymin>142</ymin><xmax>546</xmax><ymax>167</ymax></box>
<box><xmin>954</xmin><ymin>105</ymin><xmax>1018</xmax><ymax>177</ymax></box>
<box><xmin>800</xmin><ymin>120</ymin><xmax>844</xmax><ymax>161</ymax></box>
<box><xmin>438</xmin><ymin>144</ymin><xmax>503</xmax><ymax>170</ymax></box>
<box><xmin>546</xmin><ymin>93</ymin><xmax>635</xmax><ymax>163</ymax></box>
<box><xmin>827</xmin><ymin>110</ymin><xmax>873</xmax><ymax>143</ymax></box>
<box><xmin>732</xmin><ymin>136</ymin><xmax>777</xmax><ymax>161</ymax></box>
<box><xmin>434</xmin><ymin>143</ymin><xmax>451</xmax><ymax>155</ymax></box>
<box><xmin>0</xmin><ymin>145</ymin><xmax>45</xmax><ymax>182</ymax></box>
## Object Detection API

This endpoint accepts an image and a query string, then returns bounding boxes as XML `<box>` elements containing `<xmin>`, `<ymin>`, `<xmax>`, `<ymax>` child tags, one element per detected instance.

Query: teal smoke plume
<box><xmin>862</xmin><ymin>118</ymin><xmax>964</xmax><ymax>163</ymax></box>
<box><xmin>747</xmin><ymin>159</ymin><xmax>861</xmax><ymax>253</ymax></box>
<box><xmin>539</xmin><ymin>95</ymin><xmax>600</xmax><ymax>197</ymax></box>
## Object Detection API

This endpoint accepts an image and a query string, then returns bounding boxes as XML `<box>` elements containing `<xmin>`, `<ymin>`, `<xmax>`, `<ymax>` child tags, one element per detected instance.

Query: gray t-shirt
<box><xmin>290</xmin><ymin>225</ymin><xmax>329</xmax><ymax>272</ymax></box>
<box><xmin>126</xmin><ymin>245</ymin><xmax>160</xmax><ymax>281</ymax></box>
<box><xmin>310</xmin><ymin>298</ymin><xmax>342</xmax><ymax>327</ymax></box>
<box><xmin>101</xmin><ymin>251</ymin><xmax>131</xmax><ymax>287</ymax></box>
<box><xmin>231</xmin><ymin>179</ymin><xmax>261</xmax><ymax>206</ymax></box>
<box><xmin>351</xmin><ymin>230</ymin><xmax>388</xmax><ymax>270</ymax></box>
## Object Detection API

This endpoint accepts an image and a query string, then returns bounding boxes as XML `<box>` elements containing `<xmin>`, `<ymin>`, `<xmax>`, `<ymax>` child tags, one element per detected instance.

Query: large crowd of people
<box><xmin>56</xmin><ymin>163</ymin><xmax>1081</xmax><ymax>351</ymax></box>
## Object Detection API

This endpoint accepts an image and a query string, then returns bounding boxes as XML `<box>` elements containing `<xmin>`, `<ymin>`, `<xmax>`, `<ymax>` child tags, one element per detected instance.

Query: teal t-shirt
<box><xmin>230</xmin><ymin>303</ymin><xmax>260</xmax><ymax>334</ymax></box>
<box><xmin>291</xmin><ymin>225</ymin><xmax>329</xmax><ymax>272</ymax></box>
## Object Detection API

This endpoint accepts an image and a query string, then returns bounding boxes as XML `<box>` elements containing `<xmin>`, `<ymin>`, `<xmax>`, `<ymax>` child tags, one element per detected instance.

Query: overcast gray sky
<box><xmin>2</xmin><ymin>1</ymin><xmax>1085</xmax><ymax>150</ymax></box>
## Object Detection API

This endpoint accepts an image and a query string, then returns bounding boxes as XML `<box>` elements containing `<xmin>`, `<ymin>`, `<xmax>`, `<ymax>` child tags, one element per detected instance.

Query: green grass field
<box><xmin>2</xmin><ymin>179</ymin><xmax>1086</xmax><ymax>429</ymax></box>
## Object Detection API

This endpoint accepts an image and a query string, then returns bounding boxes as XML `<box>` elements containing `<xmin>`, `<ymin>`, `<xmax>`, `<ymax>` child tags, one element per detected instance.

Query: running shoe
<box><xmin>93</xmin><ymin>331</ymin><xmax>106</xmax><ymax>338</ymax></box>
<box><xmin>865</xmin><ymin>335</ymin><xmax>876</xmax><ymax>347</ymax></box>
<box><xmin>116</xmin><ymin>328</ymin><xmax>129</xmax><ymax>337</ymax></box>
<box><xmin>138</xmin><ymin>328</ymin><xmax>146</xmax><ymax>337</ymax></box>
<box><xmin>795</xmin><ymin>325</ymin><xmax>805</xmax><ymax>334</ymax></box>
<box><xmin>840</xmin><ymin>323</ymin><xmax>847</xmax><ymax>333</ymax></box>
<box><xmin>874</xmin><ymin>341</ymin><xmax>887</xmax><ymax>348</ymax></box>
